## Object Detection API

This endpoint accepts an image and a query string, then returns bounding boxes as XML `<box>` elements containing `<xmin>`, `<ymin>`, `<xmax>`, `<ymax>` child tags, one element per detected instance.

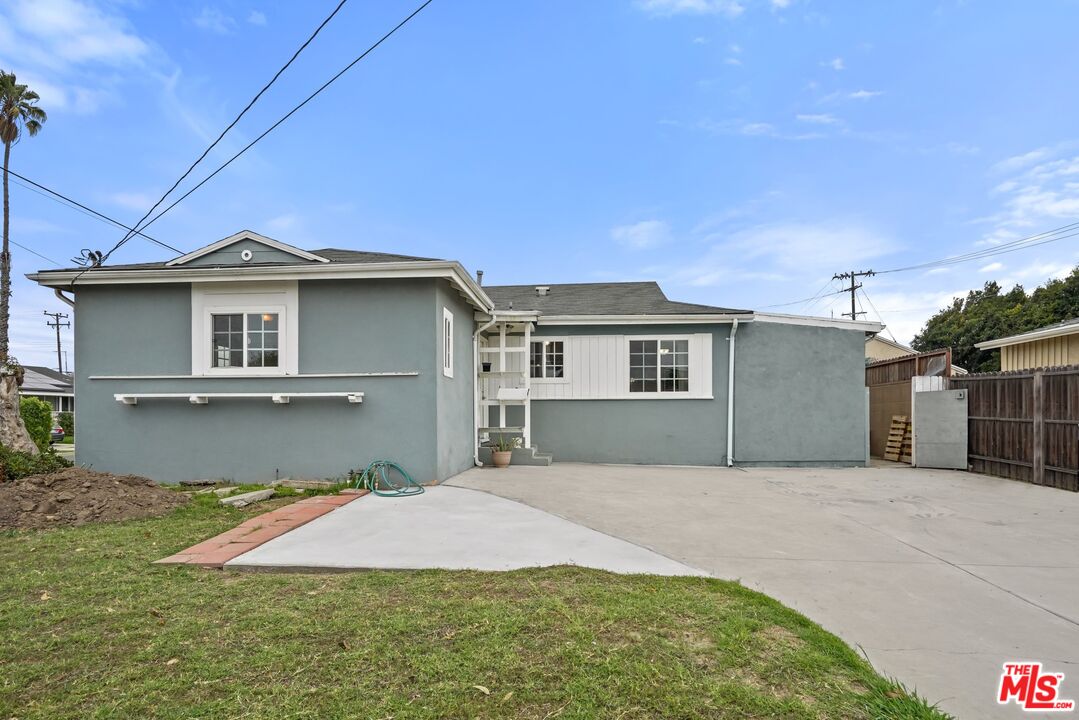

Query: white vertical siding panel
<box><xmin>700</xmin><ymin>333</ymin><xmax>713</xmax><ymax>398</ymax></box>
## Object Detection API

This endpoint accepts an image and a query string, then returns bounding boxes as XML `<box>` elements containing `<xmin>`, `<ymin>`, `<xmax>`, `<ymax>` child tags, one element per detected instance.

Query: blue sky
<box><xmin>3</xmin><ymin>0</ymin><xmax>1079</xmax><ymax>369</ymax></box>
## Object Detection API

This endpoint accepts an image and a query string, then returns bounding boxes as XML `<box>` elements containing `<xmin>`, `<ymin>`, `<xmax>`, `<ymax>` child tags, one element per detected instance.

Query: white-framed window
<box><xmin>443</xmin><ymin>307</ymin><xmax>454</xmax><ymax>378</ymax></box>
<box><xmin>191</xmin><ymin>282</ymin><xmax>298</xmax><ymax>376</ymax></box>
<box><xmin>629</xmin><ymin>338</ymin><xmax>689</xmax><ymax>393</ymax></box>
<box><xmin>530</xmin><ymin>340</ymin><xmax>565</xmax><ymax>379</ymax></box>
<box><xmin>211</xmin><ymin>311</ymin><xmax>280</xmax><ymax>369</ymax></box>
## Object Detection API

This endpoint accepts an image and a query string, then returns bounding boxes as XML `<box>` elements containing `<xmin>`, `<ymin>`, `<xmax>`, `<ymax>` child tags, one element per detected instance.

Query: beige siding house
<box><xmin>975</xmin><ymin>318</ymin><xmax>1079</xmax><ymax>371</ymax></box>
<box><xmin>866</xmin><ymin>335</ymin><xmax>916</xmax><ymax>362</ymax></box>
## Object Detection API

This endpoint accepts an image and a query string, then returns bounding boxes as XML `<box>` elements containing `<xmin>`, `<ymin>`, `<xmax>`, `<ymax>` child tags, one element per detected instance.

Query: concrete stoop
<box><xmin>478</xmin><ymin>445</ymin><xmax>553</xmax><ymax>467</ymax></box>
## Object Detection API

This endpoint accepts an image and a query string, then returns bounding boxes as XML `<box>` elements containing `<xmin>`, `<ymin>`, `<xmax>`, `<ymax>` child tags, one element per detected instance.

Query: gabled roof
<box><xmin>483</xmin><ymin>281</ymin><xmax>750</xmax><ymax>317</ymax></box>
<box><xmin>975</xmin><ymin>317</ymin><xmax>1079</xmax><ymax>350</ymax></box>
<box><xmin>21</xmin><ymin>365</ymin><xmax>73</xmax><ymax>394</ymax></box>
<box><xmin>166</xmin><ymin>230</ymin><xmax>329</xmax><ymax>266</ymax></box>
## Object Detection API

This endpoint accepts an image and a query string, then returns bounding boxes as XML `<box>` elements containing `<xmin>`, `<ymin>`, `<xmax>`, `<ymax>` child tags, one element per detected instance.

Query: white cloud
<box><xmin>771</xmin><ymin>0</ymin><xmax>791</xmax><ymax>7</ymax></box>
<box><xmin>724</xmin><ymin>57</ymin><xmax>742</xmax><ymax>66</ymax></box>
<box><xmin>978</xmin><ymin>262</ymin><xmax>1004</xmax><ymax>273</ymax></box>
<box><xmin>247</xmin><ymin>10</ymin><xmax>267</xmax><ymax>26</ymax></box>
<box><xmin>991</xmin><ymin>147</ymin><xmax>1052</xmax><ymax>175</ymax></box>
<box><xmin>663</xmin><ymin>222</ymin><xmax>894</xmax><ymax>291</ymax></box>
<box><xmin>848</xmin><ymin>89</ymin><xmax>883</xmax><ymax>100</ymax></box>
<box><xmin>0</xmin><ymin>0</ymin><xmax>157</xmax><ymax>115</ymax></box>
<box><xmin>796</xmin><ymin>113</ymin><xmax>839</xmax><ymax>125</ymax></box>
<box><xmin>636</xmin><ymin>0</ymin><xmax>745</xmax><ymax>17</ymax></box>
<box><xmin>611</xmin><ymin>220</ymin><xmax>673</xmax><ymax>249</ymax></box>
<box><xmin>108</xmin><ymin>191</ymin><xmax>156</xmax><ymax>212</ymax></box>
<box><xmin>194</xmin><ymin>6</ymin><xmax>236</xmax><ymax>34</ymax></box>
<box><xmin>265</xmin><ymin>213</ymin><xmax>299</xmax><ymax>233</ymax></box>
<box><xmin>823</xmin><ymin>57</ymin><xmax>845</xmax><ymax>71</ymax></box>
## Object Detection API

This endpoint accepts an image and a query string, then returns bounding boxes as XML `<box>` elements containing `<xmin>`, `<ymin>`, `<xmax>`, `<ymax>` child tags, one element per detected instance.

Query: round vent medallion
<box><xmin>240</xmin><ymin>249</ymin><xmax>253</xmax><ymax>262</ymax></box>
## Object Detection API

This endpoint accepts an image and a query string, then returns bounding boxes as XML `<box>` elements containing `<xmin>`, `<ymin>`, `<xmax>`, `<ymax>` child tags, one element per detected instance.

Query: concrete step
<box><xmin>478</xmin><ymin>445</ymin><xmax>553</xmax><ymax>467</ymax></box>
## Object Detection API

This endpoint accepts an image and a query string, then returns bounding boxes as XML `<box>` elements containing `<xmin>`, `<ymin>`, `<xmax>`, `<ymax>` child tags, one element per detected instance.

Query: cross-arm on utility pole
<box><xmin>43</xmin><ymin>310</ymin><xmax>70</xmax><ymax>373</ymax></box>
<box><xmin>832</xmin><ymin>270</ymin><xmax>875</xmax><ymax>320</ymax></box>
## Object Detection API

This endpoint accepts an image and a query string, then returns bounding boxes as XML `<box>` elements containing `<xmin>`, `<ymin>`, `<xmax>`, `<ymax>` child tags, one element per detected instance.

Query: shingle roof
<box><xmin>21</xmin><ymin>366</ymin><xmax>73</xmax><ymax>394</ymax></box>
<box><xmin>34</xmin><ymin>247</ymin><xmax>442</xmax><ymax>273</ymax></box>
<box><xmin>482</xmin><ymin>281</ymin><xmax>749</xmax><ymax>316</ymax></box>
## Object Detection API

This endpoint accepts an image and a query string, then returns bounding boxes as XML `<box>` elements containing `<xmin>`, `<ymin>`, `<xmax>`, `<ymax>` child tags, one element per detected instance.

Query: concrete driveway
<box><xmin>451</xmin><ymin>462</ymin><xmax>1079</xmax><ymax>720</ymax></box>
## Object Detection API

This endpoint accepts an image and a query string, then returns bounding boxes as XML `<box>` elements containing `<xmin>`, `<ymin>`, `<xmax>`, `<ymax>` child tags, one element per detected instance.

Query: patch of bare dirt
<box><xmin>0</xmin><ymin>467</ymin><xmax>188</xmax><ymax>529</ymax></box>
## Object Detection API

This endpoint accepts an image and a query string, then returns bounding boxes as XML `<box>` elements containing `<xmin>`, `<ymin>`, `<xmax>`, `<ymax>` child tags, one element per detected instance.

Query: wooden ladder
<box><xmin>884</xmin><ymin>415</ymin><xmax>913</xmax><ymax>463</ymax></box>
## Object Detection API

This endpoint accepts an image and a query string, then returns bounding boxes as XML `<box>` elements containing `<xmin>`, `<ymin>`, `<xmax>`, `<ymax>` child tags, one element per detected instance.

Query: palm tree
<box><xmin>1</xmin><ymin>72</ymin><xmax>46</xmax><ymax>359</ymax></box>
<box><xmin>0</xmin><ymin>71</ymin><xmax>46</xmax><ymax>455</ymax></box>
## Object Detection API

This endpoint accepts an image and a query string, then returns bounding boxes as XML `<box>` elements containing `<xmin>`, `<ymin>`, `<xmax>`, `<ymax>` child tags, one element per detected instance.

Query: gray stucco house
<box><xmin>29</xmin><ymin>230</ymin><xmax>881</xmax><ymax>484</ymax></box>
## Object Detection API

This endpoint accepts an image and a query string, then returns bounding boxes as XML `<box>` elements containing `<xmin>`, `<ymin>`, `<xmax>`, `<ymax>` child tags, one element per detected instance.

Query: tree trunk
<box><xmin>0</xmin><ymin>142</ymin><xmax>38</xmax><ymax>457</ymax></box>
<box><xmin>0</xmin><ymin>372</ymin><xmax>36</xmax><ymax>455</ymax></box>
<box><xmin>1</xmin><ymin>141</ymin><xmax>9</xmax><ymax>360</ymax></box>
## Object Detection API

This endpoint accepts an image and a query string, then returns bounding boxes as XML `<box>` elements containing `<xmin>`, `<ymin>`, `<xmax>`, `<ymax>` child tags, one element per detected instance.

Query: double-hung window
<box><xmin>629</xmin><ymin>339</ymin><xmax>689</xmax><ymax>393</ymax></box>
<box><xmin>211</xmin><ymin>312</ymin><xmax>280</xmax><ymax>369</ymax></box>
<box><xmin>530</xmin><ymin>340</ymin><xmax>564</xmax><ymax>379</ymax></box>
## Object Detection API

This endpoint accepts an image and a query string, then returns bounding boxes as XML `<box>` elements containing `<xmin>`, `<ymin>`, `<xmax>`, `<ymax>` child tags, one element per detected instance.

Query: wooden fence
<box><xmin>866</xmin><ymin>349</ymin><xmax>952</xmax><ymax>459</ymax></box>
<box><xmin>950</xmin><ymin>366</ymin><xmax>1079</xmax><ymax>492</ymax></box>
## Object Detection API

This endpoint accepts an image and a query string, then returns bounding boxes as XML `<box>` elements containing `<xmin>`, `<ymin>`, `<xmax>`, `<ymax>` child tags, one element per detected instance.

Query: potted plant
<box><xmin>492</xmin><ymin>433</ymin><xmax>521</xmax><ymax>468</ymax></box>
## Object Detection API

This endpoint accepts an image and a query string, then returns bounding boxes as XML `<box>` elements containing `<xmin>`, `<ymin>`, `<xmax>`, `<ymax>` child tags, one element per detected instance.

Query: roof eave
<box><xmin>975</xmin><ymin>322</ymin><xmax>1079</xmax><ymax>350</ymax></box>
<box><xmin>27</xmin><ymin>260</ymin><xmax>495</xmax><ymax>312</ymax></box>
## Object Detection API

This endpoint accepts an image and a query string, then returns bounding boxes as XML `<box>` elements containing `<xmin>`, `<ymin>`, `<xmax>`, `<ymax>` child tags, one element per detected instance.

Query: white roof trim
<box><xmin>537</xmin><ymin>313</ymin><xmax>750</xmax><ymax>326</ymax></box>
<box><xmin>28</xmin><ymin>260</ymin><xmax>494</xmax><ymax>312</ymax></box>
<box><xmin>752</xmin><ymin>312</ymin><xmax>883</xmax><ymax>333</ymax></box>
<box><xmin>866</xmin><ymin>335</ymin><xmax>913</xmax><ymax>352</ymax></box>
<box><xmin>975</xmin><ymin>319</ymin><xmax>1079</xmax><ymax>350</ymax></box>
<box><xmin>165</xmin><ymin>230</ymin><xmax>330</xmax><ymax>266</ymax></box>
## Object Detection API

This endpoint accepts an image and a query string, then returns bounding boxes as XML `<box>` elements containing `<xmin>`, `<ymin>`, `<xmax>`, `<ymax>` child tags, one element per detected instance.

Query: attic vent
<box><xmin>535</xmin><ymin>286</ymin><xmax>550</xmax><ymax>296</ymax></box>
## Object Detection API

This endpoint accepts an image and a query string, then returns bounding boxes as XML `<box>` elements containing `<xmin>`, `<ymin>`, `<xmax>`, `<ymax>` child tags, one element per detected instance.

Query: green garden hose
<box><xmin>352</xmin><ymin>460</ymin><xmax>424</xmax><ymax>497</ymax></box>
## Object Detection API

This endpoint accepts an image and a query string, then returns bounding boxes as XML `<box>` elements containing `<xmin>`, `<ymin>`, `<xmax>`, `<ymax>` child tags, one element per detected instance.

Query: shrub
<box><xmin>0</xmin><ymin>445</ymin><xmax>72</xmax><ymax>482</ymax></box>
<box><xmin>19</xmin><ymin>396</ymin><xmax>53</xmax><ymax>452</ymax></box>
<box><xmin>57</xmin><ymin>411</ymin><xmax>74</xmax><ymax>437</ymax></box>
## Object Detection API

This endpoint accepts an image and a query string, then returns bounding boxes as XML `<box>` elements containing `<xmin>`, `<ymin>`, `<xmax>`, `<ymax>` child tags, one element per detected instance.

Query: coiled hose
<box><xmin>352</xmin><ymin>460</ymin><xmax>424</xmax><ymax>497</ymax></box>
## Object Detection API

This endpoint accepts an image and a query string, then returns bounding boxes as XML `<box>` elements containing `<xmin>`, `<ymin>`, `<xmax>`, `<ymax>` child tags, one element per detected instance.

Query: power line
<box><xmin>78</xmin><ymin>0</ymin><xmax>436</xmax><ymax>285</ymax></box>
<box><xmin>10</xmin><ymin>239</ymin><xmax>60</xmax><ymax>267</ymax></box>
<box><xmin>759</xmin><ymin>286</ymin><xmax>846</xmax><ymax>309</ymax></box>
<box><xmin>92</xmin><ymin>0</ymin><xmax>352</xmax><ymax>272</ymax></box>
<box><xmin>43</xmin><ymin>311</ymin><xmax>70</xmax><ymax>373</ymax></box>
<box><xmin>7</xmin><ymin>169</ymin><xmax>182</xmax><ymax>254</ymax></box>
<box><xmin>833</xmin><ymin>269</ymin><xmax>875</xmax><ymax>319</ymax></box>
<box><xmin>876</xmin><ymin>221</ymin><xmax>1079</xmax><ymax>275</ymax></box>
<box><xmin>858</xmin><ymin>288</ymin><xmax>897</xmax><ymax>343</ymax></box>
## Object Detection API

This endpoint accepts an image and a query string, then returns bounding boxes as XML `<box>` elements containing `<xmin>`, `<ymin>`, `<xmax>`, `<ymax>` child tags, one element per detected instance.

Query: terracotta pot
<box><xmin>492</xmin><ymin>450</ymin><xmax>512</xmax><ymax>468</ymax></box>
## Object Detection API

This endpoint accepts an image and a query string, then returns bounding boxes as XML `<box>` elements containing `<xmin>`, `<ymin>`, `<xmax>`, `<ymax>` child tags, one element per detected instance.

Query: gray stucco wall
<box><xmin>72</xmin><ymin>278</ymin><xmax>463</xmax><ymax>484</ymax></box>
<box><xmin>435</xmin><ymin>280</ymin><xmax>477</xmax><ymax>479</ymax></box>
<box><xmin>527</xmin><ymin>321</ymin><xmax>867</xmax><ymax>467</ymax></box>
<box><xmin>733</xmin><ymin>321</ymin><xmax>867</xmax><ymax>466</ymax></box>
<box><xmin>183</xmin><ymin>238</ymin><xmax>317</xmax><ymax>267</ymax></box>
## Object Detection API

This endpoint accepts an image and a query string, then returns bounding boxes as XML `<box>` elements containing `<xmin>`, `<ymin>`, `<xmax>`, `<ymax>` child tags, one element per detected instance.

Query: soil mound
<box><xmin>0</xmin><ymin>467</ymin><xmax>188</xmax><ymax>529</ymax></box>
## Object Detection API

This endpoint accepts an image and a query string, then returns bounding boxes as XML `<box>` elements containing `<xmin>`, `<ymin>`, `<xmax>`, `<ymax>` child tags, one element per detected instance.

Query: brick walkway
<box><xmin>156</xmin><ymin>492</ymin><xmax>368</xmax><ymax>568</ymax></box>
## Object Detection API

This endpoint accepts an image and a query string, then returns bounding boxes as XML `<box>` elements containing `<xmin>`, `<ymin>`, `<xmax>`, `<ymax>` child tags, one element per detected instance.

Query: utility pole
<box><xmin>832</xmin><ymin>270</ymin><xmax>875</xmax><ymax>319</ymax></box>
<box><xmin>43</xmin><ymin>311</ymin><xmax>70</xmax><ymax>373</ymax></box>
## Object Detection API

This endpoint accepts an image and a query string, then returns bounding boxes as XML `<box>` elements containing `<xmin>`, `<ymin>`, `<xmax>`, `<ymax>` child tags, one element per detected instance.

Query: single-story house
<box><xmin>21</xmin><ymin>365</ymin><xmax>74</xmax><ymax>414</ymax></box>
<box><xmin>975</xmin><ymin>317</ymin><xmax>1079</xmax><ymax>371</ymax></box>
<box><xmin>28</xmin><ymin>230</ymin><xmax>882</xmax><ymax>484</ymax></box>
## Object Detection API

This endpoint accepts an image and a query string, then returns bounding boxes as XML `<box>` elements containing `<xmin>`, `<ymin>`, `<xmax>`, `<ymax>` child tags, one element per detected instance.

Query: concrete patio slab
<box><xmin>451</xmin><ymin>462</ymin><xmax>1079</xmax><ymax>720</ymax></box>
<box><xmin>225</xmin><ymin>486</ymin><xmax>704</xmax><ymax>576</ymax></box>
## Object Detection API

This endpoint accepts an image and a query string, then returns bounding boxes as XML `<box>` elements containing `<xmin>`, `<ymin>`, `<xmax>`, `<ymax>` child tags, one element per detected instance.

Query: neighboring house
<box><xmin>28</xmin><ymin>230</ymin><xmax>882</xmax><ymax>484</ymax></box>
<box><xmin>865</xmin><ymin>336</ymin><xmax>968</xmax><ymax>374</ymax></box>
<box><xmin>866</xmin><ymin>335</ymin><xmax>916</xmax><ymax>362</ymax></box>
<box><xmin>21</xmin><ymin>365</ymin><xmax>74</xmax><ymax>413</ymax></box>
<box><xmin>975</xmin><ymin>317</ymin><xmax>1079</xmax><ymax>371</ymax></box>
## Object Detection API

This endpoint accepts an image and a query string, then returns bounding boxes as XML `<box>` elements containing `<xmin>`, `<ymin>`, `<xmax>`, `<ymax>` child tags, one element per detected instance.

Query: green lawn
<box><xmin>0</xmin><ymin>495</ymin><xmax>950</xmax><ymax>719</ymax></box>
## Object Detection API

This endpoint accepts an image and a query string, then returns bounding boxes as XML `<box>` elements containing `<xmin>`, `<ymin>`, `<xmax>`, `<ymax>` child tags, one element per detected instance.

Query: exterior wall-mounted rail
<box><xmin>114</xmin><ymin>392</ymin><xmax>364</xmax><ymax>406</ymax></box>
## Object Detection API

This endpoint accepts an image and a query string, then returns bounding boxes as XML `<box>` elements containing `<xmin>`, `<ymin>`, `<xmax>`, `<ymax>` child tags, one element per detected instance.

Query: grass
<box><xmin>0</xmin><ymin>495</ymin><xmax>952</xmax><ymax>719</ymax></box>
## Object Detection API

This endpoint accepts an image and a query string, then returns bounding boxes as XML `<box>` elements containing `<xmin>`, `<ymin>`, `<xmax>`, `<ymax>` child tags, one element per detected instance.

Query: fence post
<box><xmin>1032</xmin><ymin>370</ymin><xmax>1044</xmax><ymax>486</ymax></box>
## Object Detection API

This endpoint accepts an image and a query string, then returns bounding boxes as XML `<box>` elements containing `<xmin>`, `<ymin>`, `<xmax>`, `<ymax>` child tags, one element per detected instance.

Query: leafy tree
<box><xmin>912</xmin><ymin>266</ymin><xmax>1079</xmax><ymax>372</ymax></box>
<box><xmin>19</xmin><ymin>396</ymin><xmax>52</xmax><ymax>452</ymax></box>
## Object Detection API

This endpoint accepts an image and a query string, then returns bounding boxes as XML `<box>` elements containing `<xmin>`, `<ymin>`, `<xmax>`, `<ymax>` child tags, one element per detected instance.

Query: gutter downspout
<box><xmin>54</xmin><ymin>288</ymin><xmax>74</xmax><ymax>308</ymax></box>
<box><xmin>726</xmin><ymin>318</ymin><xmax>739</xmax><ymax>467</ymax></box>
<box><xmin>473</xmin><ymin>316</ymin><xmax>497</xmax><ymax>467</ymax></box>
